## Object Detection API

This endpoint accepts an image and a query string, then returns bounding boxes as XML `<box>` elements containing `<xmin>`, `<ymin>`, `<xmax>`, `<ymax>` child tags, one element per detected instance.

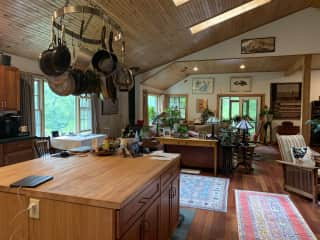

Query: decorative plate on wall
<box><xmin>192</xmin><ymin>78</ymin><xmax>214</xmax><ymax>94</ymax></box>
<box><xmin>230</xmin><ymin>77</ymin><xmax>252</xmax><ymax>92</ymax></box>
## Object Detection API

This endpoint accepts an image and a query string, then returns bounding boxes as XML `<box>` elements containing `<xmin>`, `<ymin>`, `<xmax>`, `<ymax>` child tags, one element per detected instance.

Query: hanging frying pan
<box><xmin>48</xmin><ymin>71</ymin><xmax>75</xmax><ymax>96</ymax></box>
<box><xmin>92</xmin><ymin>26</ymin><xmax>115</xmax><ymax>74</ymax></box>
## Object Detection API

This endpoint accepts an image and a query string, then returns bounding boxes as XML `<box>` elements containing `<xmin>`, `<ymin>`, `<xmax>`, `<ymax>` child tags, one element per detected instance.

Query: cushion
<box><xmin>290</xmin><ymin>147</ymin><xmax>313</xmax><ymax>163</ymax></box>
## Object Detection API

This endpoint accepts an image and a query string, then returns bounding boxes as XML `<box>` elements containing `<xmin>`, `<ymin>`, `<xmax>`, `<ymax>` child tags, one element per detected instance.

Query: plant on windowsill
<box><xmin>162</xmin><ymin>107</ymin><xmax>181</xmax><ymax>130</ymax></box>
<box><xmin>201</xmin><ymin>107</ymin><xmax>215</xmax><ymax>124</ymax></box>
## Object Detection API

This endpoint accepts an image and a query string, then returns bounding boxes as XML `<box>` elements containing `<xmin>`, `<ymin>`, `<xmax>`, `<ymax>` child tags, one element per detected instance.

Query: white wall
<box><xmin>182</xmin><ymin>8</ymin><xmax>320</xmax><ymax>61</ymax></box>
<box><xmin>3</xmin><ymin>53</ymin><xmax>42</xmax><ymax>75</ymax></box>
<box><xmin>97</xmin><ymin>92</ymin><xmax>129</xmax><ymax>137</ymax></box>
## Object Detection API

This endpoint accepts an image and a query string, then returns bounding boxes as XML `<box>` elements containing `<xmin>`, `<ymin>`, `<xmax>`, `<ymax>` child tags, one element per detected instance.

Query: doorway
<box><xmin>218</xmin><ymin>95</ymin><xmax>264</xmax><ymax>135</ymax></box>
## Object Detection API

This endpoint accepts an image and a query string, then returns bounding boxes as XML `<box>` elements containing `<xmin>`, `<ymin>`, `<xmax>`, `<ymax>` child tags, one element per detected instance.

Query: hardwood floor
<box><xmin>186</xmin><ymin>157</ymin><xmax>320</xmax><ymax>239</ymax></box>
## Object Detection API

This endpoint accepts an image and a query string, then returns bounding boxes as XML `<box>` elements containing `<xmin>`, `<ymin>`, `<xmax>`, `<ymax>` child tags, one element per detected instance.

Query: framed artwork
<box><xmin>192</xmin><ymin>78</ymin><xmax>214</xmax><ymax>94</ymax></box>
<box><xmin>241</xmin><ymin>37</ymin><xmax>276</xmax><ymax>54</ymax></box>
<box><xmin>196</xmin><ymin>98</ymin><xmax>208</xmax><ymax>113</ymax></box>
<box><xmin>230</xmin><ymin>77</ymin><xmax>252</xmax><ymax>92</ymax></box>
<box><xmin>101</xmin><ymin>98</ymin><xmax>119</xmax><ymax>115</ymax></box>
<box><xmin>271</xmin><ymin>83</ymin><xmax>302</xmax><ymax>120</ymax></box>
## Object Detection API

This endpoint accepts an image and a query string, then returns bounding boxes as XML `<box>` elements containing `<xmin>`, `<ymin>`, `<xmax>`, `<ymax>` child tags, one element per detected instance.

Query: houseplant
<box><xmin>201</xmin><ymin>107</ymin><xmax>215</xmax><ymax>124</ymax></box>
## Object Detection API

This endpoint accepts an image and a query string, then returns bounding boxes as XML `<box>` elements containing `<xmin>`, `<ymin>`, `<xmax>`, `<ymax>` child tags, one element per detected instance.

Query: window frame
<box><xmin>166</xmin><ymin>94</ymin><xmax>188</xmax><ymax>120</ymax></box>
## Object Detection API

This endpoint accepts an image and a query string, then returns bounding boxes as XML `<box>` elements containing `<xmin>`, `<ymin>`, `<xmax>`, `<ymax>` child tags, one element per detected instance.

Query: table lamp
<box><xmin>236</xmin><ymin>119</ymin><xmax>253</xmax><ymax>145</ymax></box>
<box><xmin>206</xmin><ymin>116</ymin><xmax>220</xmax><ymax>139</ymax></box>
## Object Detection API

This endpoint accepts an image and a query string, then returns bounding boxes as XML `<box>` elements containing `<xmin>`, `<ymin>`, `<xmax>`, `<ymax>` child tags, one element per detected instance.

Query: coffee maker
<box><xmin>0</xmin><ymin>113</ymin><xmax>22</xmax><ymax>138</ymax></box>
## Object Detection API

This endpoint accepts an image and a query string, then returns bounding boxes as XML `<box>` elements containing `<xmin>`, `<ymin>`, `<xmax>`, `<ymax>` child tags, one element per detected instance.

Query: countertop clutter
<box><xmin>0</xmin><ymin>153</ymin><xmax>180</xmax><ymax>240</ymax></box>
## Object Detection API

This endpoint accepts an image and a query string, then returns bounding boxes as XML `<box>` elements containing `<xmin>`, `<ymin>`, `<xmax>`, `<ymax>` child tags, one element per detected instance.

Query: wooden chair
<box><xmin>277</xmin><ymin>134</ymin><xmax>320</xmax><ymax>203</ymax></box>
<box><xmin>34</xmin><ymin>137</ymin><xmax>57</xmax><ymax>158</ymax></box>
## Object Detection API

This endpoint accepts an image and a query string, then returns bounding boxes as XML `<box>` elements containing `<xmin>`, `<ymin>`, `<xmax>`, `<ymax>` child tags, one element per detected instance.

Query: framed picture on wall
<box><xmin>241</xmin><ymin>37</ymin><xmax>276</xmax><ymax>54</ymax></box>
<box><xmin>196</xmin><ymin>98</ymin><xmax>208</xmax><ymax>113</ymax></box>
<box><xmin>192</xmin><ymin>78</ymin><xmax>214</xmax><ymax>94</ymax></box>
<box><xmin>230</xmin><ymin>77</ymin><xmax>252</xmax><ymax>92</ymax></box>
<box><xmin>101</xmin><ymin>98</ymin><xmax>119</xmax><ymax>115</ymax></box>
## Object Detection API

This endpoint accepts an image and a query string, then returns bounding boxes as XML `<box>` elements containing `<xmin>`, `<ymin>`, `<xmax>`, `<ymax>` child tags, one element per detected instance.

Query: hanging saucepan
<box><xmin>39</xmin><ymin>17</ymin><xmax>59</xmax><ymax>76</ymax></box>
<box><xmin>71</xmin><ymin>69</ymin><xmax>86</xmax><ymax>96</ymax></box>
<box><xmin>85</xmin><ymin>70</ymin><xmax>100</xmax><ymax>93</ymax></box>
<box><xmin>51</xmin><ymin>24</ymin><xmax>71</xmax><ymax>74</ymax></box>
<box><xmin>48</xmin><ymin>71</ymin><xmax>75</xmax><ymax>96</ymax></box>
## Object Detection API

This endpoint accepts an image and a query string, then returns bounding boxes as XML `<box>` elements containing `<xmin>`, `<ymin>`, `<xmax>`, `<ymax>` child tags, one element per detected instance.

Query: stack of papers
<box><xmin>149</xmin><ymin>151</ymin><xmax>180</xmax><ymax>161</ymax></box>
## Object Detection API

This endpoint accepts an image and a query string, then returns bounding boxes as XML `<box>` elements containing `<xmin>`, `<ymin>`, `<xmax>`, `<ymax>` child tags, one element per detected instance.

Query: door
<box><xmin>220</xmin><ymin>96</ymin><xmax>261</xmax><ymax>135</ymax></box>
<box><xmin>170</xmin><ymin>176</ymin><xmax>180</xmax><ymax>235</ymax></box>
<box><xmin>160</xmin><ymin>185</ymin><xmax>171</xmax><ymax>240</ymax></box>
<box><xmin>143</xmin><ymin>198</ymin><xmax>160</xmax><ymax>240</ymax></box>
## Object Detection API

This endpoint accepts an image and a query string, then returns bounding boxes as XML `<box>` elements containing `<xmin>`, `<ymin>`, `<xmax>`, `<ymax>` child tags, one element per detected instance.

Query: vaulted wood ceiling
<box><xmin>0</xmin><ymin>0</ymin><xmax>313</xmax><ymax>72</ymax></box>
<box><xmin>142</xmin><ymin>55</ymin><xmax>320</xmax><ymax>90</ymax></box>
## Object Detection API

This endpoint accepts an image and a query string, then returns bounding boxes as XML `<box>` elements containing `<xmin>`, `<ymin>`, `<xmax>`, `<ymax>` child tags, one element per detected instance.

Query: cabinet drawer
<box><xmin>4</xmin><ymin>139</ymin><xmax>33</xmax><ymax>153</ymax></box>
<box><xmin>161</xmin><ymin>161</ymin><xmax>179</xmax><ymax>191</ymax></box>
<box><xmin>117</xmin><ymin>178</ymin><xmax>160</xmax><ymax>238</ymax></box>
<box><xmin>4</xmin><ymin>148</ymin><xmax>35</xmax><ymax>165</ymax></box>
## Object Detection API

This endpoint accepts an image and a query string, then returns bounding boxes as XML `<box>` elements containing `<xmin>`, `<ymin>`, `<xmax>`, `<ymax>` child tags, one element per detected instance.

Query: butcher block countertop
<box><xmin>0</xmin><ymin>153</ymin><xmax>180</xmax><ymax>209</ymax></box>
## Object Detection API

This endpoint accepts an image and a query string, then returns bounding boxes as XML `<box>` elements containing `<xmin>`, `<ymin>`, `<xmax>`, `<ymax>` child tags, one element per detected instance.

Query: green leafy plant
<box><xmin>162</xmin><ymin>108</ymin><xmax>181</xmax><ymax>129</ymax></box>
<box><xmin>177</xmin><ymin>125</ymin><xmax>189</xmax><ymax>134</ymax></box>
<box><xmin>201</xmin><ymin>107</ymin><xmax>214</xmax><ymax>124</ymax></box>
<box><xmin>148</xmin><ymin>106</ymin><xmax>157</xmax><ymax>124</ymax></box>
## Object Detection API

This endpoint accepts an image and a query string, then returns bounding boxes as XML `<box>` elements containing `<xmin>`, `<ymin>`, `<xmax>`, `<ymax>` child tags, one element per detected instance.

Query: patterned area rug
<box><xmin>180</xmin><ymin>174</ymin><xmax>229</xmax><ymax>212</ymax></box>
<box><xmin>235</xmin><ymin>190</ymin><xmax>316</xmax><ymax>240</ymax></box>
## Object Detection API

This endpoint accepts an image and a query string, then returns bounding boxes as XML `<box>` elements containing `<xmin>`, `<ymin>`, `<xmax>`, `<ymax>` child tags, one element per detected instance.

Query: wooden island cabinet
<box><xmin>0</xmin><ymin>153</ymin><xmax>180</xmax><ymax>240</ymax></box>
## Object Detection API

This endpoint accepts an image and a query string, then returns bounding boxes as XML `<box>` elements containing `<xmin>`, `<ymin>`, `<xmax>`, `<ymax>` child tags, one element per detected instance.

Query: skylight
<box><xmin>190</xmin><ymin>0</ymin><xmax>272</xmax><ymax>34</ymax></box>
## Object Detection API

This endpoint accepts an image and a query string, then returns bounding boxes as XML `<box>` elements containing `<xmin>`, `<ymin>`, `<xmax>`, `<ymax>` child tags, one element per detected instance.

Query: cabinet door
<box><xmin>4</xmin><ymin>148</ymin><xmax>35</xmax><ymax>166</ymax></box>
<box><xmin>143</xmin><ymin>198</ymin><xmax>160</xmax><ymax>240</ymax></box>
<box><xmin>160</xmin><ymin>186</ymin><xmax>171</xmax><ymax>240</ymax></box>
<box><xmin>0</xmin><ymin>144</ymin><xmax>4</xmax><ymax>167</ymax></box>
<box><xmin>121</xmin><ymin>215</ymin><xmax>144</xmax><ymax>240</ymax></box>
<box><xmin>0</xmin><ymin>66</ymin><xmax>6</xmax><ymax>109</ymax></box>
<box><xmin>170</xmin><ymin>176</ymin><xmax>180</xmax><ymax>235</ymax></box>
<box><xmin>4</xmin><ymin>67</ymin><xmax>20</xmax><ymax>110</ymax></box>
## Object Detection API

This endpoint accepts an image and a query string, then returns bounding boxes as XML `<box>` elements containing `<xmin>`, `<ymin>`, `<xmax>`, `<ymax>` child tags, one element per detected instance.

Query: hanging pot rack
<box><xmin>52</xmin><ymin>5</ymin><xmax>123</xmax><ymax>45</ymax></box>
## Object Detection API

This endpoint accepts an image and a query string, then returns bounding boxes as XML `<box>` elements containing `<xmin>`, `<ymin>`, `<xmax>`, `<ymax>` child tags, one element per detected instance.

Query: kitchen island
<box><xmin>0</xmin><ymin>153</ymin><xmax>180</xmax><ymax>240</ymax></box>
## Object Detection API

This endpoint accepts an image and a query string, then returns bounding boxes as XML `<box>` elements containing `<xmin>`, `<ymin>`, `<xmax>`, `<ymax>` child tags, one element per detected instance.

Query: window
<box><xmin>168</xmin><ymin>95</ymin><xmax>187</xmax><ymax>119</ymax></box>
<box><xmin>33</xmin><ymin>78</ymin><xmax>92</xmax><ymax>137</ymax></box>
<box><xmin>147</xmin><ymin>94</ymin><xmax>161</xmax><ymax>125</ymax></box>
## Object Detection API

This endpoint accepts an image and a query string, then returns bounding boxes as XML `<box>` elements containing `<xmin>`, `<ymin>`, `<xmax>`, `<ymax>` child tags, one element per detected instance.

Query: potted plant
<box><xmin>177</xmin><ymin>125</ymin><xmax>189</xmax><ymax>138</ymax></box>
<box><xmin>162</xmin><ymin>108</ymin><xmax>181</xmax><ymax>130</ymax></box>
<box><xmin>201</xmin><ymin>107</ymin><xmax>214</xmax><ymax>124</ymax></box>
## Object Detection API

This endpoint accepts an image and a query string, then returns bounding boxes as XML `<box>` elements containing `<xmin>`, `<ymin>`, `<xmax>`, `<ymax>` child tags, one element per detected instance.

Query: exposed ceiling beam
<box><xmin>284</xmin><ymin>57</ymin><xmax>304</xmax><ymax>76</ymax></box>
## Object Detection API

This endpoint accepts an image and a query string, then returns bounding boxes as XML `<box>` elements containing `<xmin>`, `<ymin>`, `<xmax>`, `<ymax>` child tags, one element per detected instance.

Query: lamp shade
<box><xmin>207</xmin><ymin>116</ymin><xmax>219</xmax><ymax>124</ymax></box>
<box><xmin>236</xmin><ymin>119</ymin><xmax>253</xmax><ymax>130</ymax></box>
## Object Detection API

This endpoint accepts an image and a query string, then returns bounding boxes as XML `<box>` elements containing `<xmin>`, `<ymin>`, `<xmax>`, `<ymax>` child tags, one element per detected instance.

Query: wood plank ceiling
<box><xmin>141</xmin><ymin>55</ymin><xmax>304</xmax><ymax>90</ymax></box>
<box><xmin>0</xmin><ymin>0</ymin><xmax>312</xmax><ymax>72</ymax></box>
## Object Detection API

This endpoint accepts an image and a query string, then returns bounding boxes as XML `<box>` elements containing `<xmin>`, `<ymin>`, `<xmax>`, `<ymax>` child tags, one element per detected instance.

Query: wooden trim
<box><xmin>302</xmin><ymin>55</ymin><xmax>312</xmax><ymax>145</ymax></box>
<box><xmin>216</xmin><ymin>94</ymin><xmax>265</xmax><ymax>118</ymax></box>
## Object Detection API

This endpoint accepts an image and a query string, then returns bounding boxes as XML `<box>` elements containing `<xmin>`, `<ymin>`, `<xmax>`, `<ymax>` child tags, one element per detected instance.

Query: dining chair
<box><xmin>34</xmin><ymin>137</ymin><xmax>57</xmax><ymax>158</ymax></box>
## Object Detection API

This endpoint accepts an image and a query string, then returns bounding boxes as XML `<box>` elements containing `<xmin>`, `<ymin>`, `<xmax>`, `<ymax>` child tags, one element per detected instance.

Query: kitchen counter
<box><xmin>0</xmin><ymin>135</ymin><xmax>34</xmax><ymax>144</ymax></box>
<box><xmin>0</xmin><ymin>153</ymin><xmax>181</xmax><ymax>240</ymax></box>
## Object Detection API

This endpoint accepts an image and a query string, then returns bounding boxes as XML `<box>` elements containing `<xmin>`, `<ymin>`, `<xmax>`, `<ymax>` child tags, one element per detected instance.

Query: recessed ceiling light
<box><xmin>240</xmin><ymin>64</ymin><xmax>246</xmax><ymax>69</ymax></box>
<box><xmin>193</xmin><ymin>66</ymin><xmax>199</xmax><ymax>72</ymax></box>
<box><xmin>172</xmin><ymin>0</ymin><xmax>190</xmax><ymax>6</ymax></box>
<box><xmin>190</xmin><ymin>0</ymin><xmax>272</xmax><ymax>34</ymax></box>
